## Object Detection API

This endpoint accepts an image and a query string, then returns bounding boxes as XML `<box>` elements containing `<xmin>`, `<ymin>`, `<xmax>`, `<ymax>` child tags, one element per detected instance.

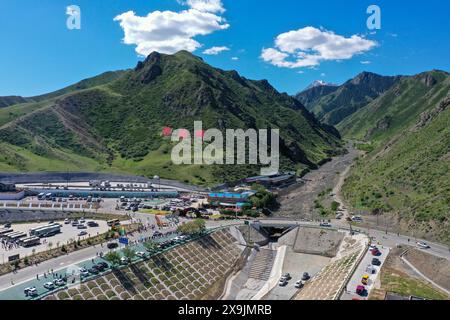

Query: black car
<box><xmin>96</xmin><ymin>262</ymin><xmax>109</xmax><ymax>269</ymax></box>
<box><xmin>301</xmin><ymin>272</ymin><xmax>310</xmax><ymax>281</ymax></box>
<box><xmin>87</xmin><ymin>221</ymin><xmax>99</xmax><ymax>227</ymax></box>
<box><xmin>88</xmin><ymin>267</ymin><xmax>99</xmax><ymax>274</ymax></box>
<box><xmin>372</xmin><ymin>258</ymin><xmax>381</xmax><ymax>266</ymax></box>
<box><xmin>107</xmin><ymin>242</ymin><xmax>118</xmax><ymax>249</ymax></box>
<box><xmin>94</xmin><ymin>263</ymin><xmax>107</xmax><ymax>271</ymax></box>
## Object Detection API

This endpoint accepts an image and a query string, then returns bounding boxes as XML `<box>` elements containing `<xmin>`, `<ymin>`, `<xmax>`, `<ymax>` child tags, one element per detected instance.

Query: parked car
<box><xmin>295</xmin><ymin>280</ymin><xmax>305</xmax><ymax>289</ymax></box>
<box><xmin>87</xmin><ymin>221</ymin><xmax>99</xmax><ymax>227</ymax></box>
<box><xmin>64</xmin><ymin>219</ymin><xmax>71</xmax><ymax>224</ymax></box>
<box><xmin>88</xmin><ymin>267</ymin><xmax>99</xmax><ymax>274</ymax></box>
<box><xmin>97</xmin><ymin>262</ymin><xmax>108</xmax><ymax>269</ymax></box>
<box><xmin>301</xmin><ymin>272</ymin><xmax>310</xmax><ymax>281</ymax></box>
<box><xmin>77</xmin><ymin>224</ymin><xmax>87</xmax><ymax>230</ymax></box>
<box><xmin>44</xmin><ymin>282</ymin><xmax>55</xmax><ymax>290</ymax></box>
<box><xmin>282</xmin><ymin>273</ymin><xmax>292</xmax><ymax>280</ymax></box>
<box><xmin>107</xmin><ymin>242</ymin><xmax>118</xmax><ymax>250</ymax></box>
<box><xmin>78</xmin><ymin>231</ymin><xmax>88</xmax><ymax>237</ymax></box>
<box><xmin>136</xmin><ymin>251</ymin><xmax>146</xmax><ymax>258</ymax></box>
<box><xmin>356</xmin><ymin>285</ymin><xmax>366</xmax><ymax>296</ymax></box>
<box><xmin>371</xmin><ymin>248</ymin><xmax>381</xmax><ymax>256</ymax></box>
<box><xmin>24</xmin><ymin>287</ymin><xmax>38</xmax><ymax>297</ymax></box>
<box><xmin>278</xmin><ymin>279</ymin><xmax>288</xmax><ymax>287</ymax></box>
<box><xmin>366</xmin><ymin>265</ymin><xmax>376</xmax><ymax>275</ymax></box>
<box><xmin>79</xmin><ymin>268</ymin><xmax>89</xmax><ymax>277</ymax></box>
<box><xmin>361</xmin><ymin>275</ymin><xmax>369</xmax><ymax>285</ymax></box>
<box><xmin>372</xmin><ymin>258</ymin><xmax>381</xmax><ymax>266</ymax></box>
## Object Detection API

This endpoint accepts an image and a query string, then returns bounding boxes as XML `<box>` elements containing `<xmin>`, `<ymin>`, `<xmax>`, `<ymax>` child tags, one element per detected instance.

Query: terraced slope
<box><xmin>44</xmin><ymin>229</ymin><xmax>243</xmax><ymax>300</ymax></box>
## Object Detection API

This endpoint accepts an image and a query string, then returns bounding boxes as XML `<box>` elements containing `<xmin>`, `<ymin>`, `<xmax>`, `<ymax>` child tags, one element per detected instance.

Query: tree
<box><xmin>122</xmin><ymin>247</ymin><xmax>136</xmax><ymax>263</ymax></box>
<box><xmin>144</xmin><ymin>241</ymin><xmax>158</xmax><ymax>254</ymax></box>
<box><xmin>177</xmin><ymin>219</ymin><xmax>206</xmax><ymax>236</ymax></box>
<box><xmin>104</xmin><ymin>251</ymin><xmax>121</xmax><ymax>268</ymax></box>
<box><xmin>249</xmin><ymin>186</ymin><xmax>277</xmax><ymax>210</ymax></box>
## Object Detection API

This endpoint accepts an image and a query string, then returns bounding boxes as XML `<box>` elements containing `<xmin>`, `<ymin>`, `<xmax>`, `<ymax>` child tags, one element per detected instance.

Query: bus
<box><xmin>30</xmin><ymin>223</ymin><xmax>61</xmax><ymax>238</ymax></box>
<box><xmin>20</xmin><ymin>236</ymin><xmax>41</xmax><ymax>247</ymax></box>
<box><xmin>8</xmin><ymin>232</ymin><xmax>27</xmax><ymax>241</ymax></box>
<box><xmin>107</xmin><ymin>219</ymin><xmax>121</xmax><ymax>227</ymax></box>
<box><xmin>37</xmin><ymin>193</ymin><xmax>45</xmax><ymax>200</ymax></box>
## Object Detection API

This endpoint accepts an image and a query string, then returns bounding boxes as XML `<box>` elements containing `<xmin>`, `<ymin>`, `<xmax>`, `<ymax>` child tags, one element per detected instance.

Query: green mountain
<box><xmin>340</xmin><ymin>70</ymin><xmax>450</xmax><ymax>243</ymax></box>
<box><xmin>295</xmin><ymin>72</ymin><xmax>401</xmax><ymax>126</ymax></box>
<box><xmin>0</xmin><ymin>96</ymin><xmax>29</xmax><ymax>108</ymax></box>
<box><xmin>0</xmin><ymin>51</ymin><xmax>341</xmax><ymax>185</ymax></box>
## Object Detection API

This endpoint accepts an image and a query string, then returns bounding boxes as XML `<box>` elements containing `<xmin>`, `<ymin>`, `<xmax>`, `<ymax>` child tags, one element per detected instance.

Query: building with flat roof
<box><xmin>244</xmin><ymin>173</ymin><xmax>296</xmax><ymax>188</ymax></box>
<box><xmin>30</xmin><ymin>188</ymin><xmax>179</xmax><ymax>199</ymax></box>
<box><xmin>0</xmin><ymin>183</ymin><xmax>25</xmax><ymax>200</ymax></box>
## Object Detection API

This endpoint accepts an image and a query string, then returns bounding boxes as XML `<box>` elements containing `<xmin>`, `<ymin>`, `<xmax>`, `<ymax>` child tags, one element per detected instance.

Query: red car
<box><xmin>371</xmin><ymin>248</ymin><xmax>381</xmax><ymax>256</ymax></box>
<box><xmin>356</xmin><ymin>285</ymin><xmax>366</xmax><ymax>296</ymax></box>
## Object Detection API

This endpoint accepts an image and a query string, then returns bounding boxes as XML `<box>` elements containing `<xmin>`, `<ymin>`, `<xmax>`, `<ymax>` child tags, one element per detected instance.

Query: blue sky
<box><xmin>0</xmin><ymin>0</ymin><xmax>449</xmax><ymax>97</ymax></box>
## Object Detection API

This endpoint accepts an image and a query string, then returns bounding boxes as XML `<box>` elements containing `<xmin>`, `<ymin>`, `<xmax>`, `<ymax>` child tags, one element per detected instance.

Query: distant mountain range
<box><xmin>304</xmin><ymin>80</ymin><xmax>338</xmax><ymax>90</ymax></box>
<box><xmin>297</xmin><ymin>69</ymin><xmax>449</xmax><ymax>243</ymax></box>
<box><xmin>295</xmin><ymin>72</ymin><xmax>401</xmax><ymax>126</ymax></box>
<box><xmin>0</xmin><ymin>51</ymin><xmax>341</xmax><ymax>185</ymax></box>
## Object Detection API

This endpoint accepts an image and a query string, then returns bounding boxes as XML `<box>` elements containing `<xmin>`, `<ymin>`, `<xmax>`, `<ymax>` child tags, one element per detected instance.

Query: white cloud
<box><xmin>114</xmin><ymin>0</ymin><xmax>229</xmax><ymax>56</ymax></box>
<box><xmin>181</xmin><ymin>0</ymin><xmax>225</xmax><ymax>13</ymax></box>
<box><xmin>261</xmin><ymin>26</ymin><xmax>377</xmax><ymax>69</ymax></box>
<box><xmin>320</xmin><ymin>73</ymin><xmax>326</xmax><ymax>77</ymax></box>
<box><xmin>361</xmin><ymin>60</ymin><xmax>371</xmax><ymax>65</ymax></box>
<box><xmin>231</xmin><ymin>56</ymin><xmax>239</xmax><ymax>61</ymax></box>
<box><xmin>203</xmin><ymin>46</ymin><xmax>230</xmax><ymax>55</ymax></box>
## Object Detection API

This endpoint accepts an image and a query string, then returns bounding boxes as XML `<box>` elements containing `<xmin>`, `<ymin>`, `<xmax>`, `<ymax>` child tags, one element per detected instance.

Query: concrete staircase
<box><xmin>248</xmin><ymin>248</ymin><xmax>276</xmax><ymax>281</ymax></box>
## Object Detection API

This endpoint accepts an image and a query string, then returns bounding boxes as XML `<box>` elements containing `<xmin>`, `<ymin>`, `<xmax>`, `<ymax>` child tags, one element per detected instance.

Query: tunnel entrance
<box><xmin>259</xmin><ymin>225</ymin><xmax>296</xmax><ymax>242</ymax></box>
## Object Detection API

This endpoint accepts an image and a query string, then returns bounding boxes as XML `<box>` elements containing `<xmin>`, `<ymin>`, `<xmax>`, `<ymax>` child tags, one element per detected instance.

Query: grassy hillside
<box><xmin>0</xmin><ymin>51</ymin><xmax>342</xmax><ymax>185</ymax></box>
<box><xmin>341</xmin><ymin>71</ymin><xmax>450</xmax><ymax>243</ymax></box>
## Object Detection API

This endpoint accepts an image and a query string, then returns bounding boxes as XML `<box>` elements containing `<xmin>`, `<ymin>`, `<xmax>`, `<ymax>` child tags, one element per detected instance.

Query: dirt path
<box><xmin>276</xmin><ymin>142</ymin><xmax>359</xmax><ymax>219</ymax></box>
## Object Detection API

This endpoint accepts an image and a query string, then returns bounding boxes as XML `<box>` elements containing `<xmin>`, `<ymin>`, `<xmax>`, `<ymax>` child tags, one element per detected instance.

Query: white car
<box><xmin>417</xmin><ymin>242</ymin><xmax>430</xmax><ymax>249</ymax></box>
<box><xmin>295</xmin><ymin>280</ymin><xmax>305</xmax><ymax>289</ymax></box>
<box><xmin>278</xmin><ymin>279</ymin><xmax>288</xmax><ymax>287</ymax></box>
<box><xmin>24</xmin><ymin>287</ymin><xmax>38</xmax><ymax>296</ymax></box>
<box><xmin>54</xmin><ymin>279</ymin><xmax>65</xmax><ymax>287</ymax></box>
<box><xmin>120</xmin><ymin>257</ymin><xmax>129</xmax><ymax>264</ymax></box>
<box><xmin>44</xmin><ymin>282</ymin><xmax>55</xmax><ymax>290</ymax></box>
<box><xmin>64</xmin><ymin>218</ymin><xmax>71</xmax><ymax>224</ymax></box>
<box><xmin>79</xmin><ymin>267</ymin><xmax>89</xmax><ymax>277</ymax></box>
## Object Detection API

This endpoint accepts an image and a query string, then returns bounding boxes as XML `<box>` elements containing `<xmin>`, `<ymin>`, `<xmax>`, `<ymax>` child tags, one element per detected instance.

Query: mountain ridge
<box><xmin>0</xmin><ymin>51</ymin><xmax>342</xmax><ymax>185</ymax></box>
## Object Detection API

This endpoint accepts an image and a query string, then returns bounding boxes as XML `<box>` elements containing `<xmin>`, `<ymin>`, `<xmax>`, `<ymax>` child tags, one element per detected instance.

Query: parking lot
<box><xmin>340</xmin><ymin>245</ymin><xmax>390</xmax><ymax>300</ymax></box>
<box><xmin>264</xmin><ymin>247</ymin><xmax>331</xmax><ymax>300</ymax></box>
<box><xmin>0</xmin><ymin>220</ymin><xmax>109</xmax><ymax>262</ymax></box>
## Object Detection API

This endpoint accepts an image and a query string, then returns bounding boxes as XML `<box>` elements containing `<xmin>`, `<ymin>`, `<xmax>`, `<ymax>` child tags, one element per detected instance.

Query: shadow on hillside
<box><xmin>197</xmin><ymin>235</ymin><xmax>222</xmax><ymax>250</ymax></box>
<box><xmin>112</xmin><ymin>269</ymin><xmax>137</xmax><ymax>294</ymax></box>
<box><xmin>152</xmin><ymin>255</ymin><xmax>173</xmax><ymax>272</ymax></box>
<box><xmin>129</xmin><ymin>263</ymin><xmax>151</xmax><ymax>287</ymax></box>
